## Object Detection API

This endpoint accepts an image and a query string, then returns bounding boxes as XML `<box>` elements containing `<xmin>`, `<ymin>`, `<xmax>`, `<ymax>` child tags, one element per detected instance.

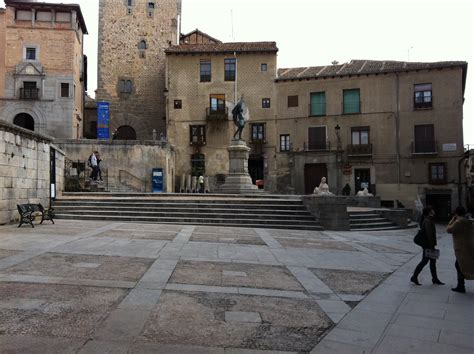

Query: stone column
<box><xmin>218</xmin><ymin>139</ymin><xmax>260</xmax><ymax>194</ymax></box>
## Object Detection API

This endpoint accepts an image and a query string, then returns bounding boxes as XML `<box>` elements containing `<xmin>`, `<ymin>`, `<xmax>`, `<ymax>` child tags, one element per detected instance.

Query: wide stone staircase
<box><xmin>349</xmin><ymin>210</ymin><xmax>404</xmax><ymax>231</ymax></box>
<box><xmin>52</xmin><ymin>193</ymin><xmax>323</xmax><ymax>231</ymax></box>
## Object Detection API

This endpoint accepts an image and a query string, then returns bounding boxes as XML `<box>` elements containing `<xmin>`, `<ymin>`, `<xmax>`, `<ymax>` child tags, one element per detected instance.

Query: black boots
<box><xmin>432</xmin><ymin>279</ymin><xmax>445</xmax><ymax>285</ymax></box>
<box><xmin>410</xmin><ymin>275</ymin><xmax>421</xmax><ymax>285</ymax></box>
<box><xmin>452</xmin><ymin>285</ymin><xmax>466</xmax><ymax>293</ymax></box>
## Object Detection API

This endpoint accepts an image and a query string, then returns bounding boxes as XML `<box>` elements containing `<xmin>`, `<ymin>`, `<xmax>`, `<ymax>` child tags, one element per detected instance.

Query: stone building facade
<box><xmin>0</xmin><ymin>0</ymin><xmax>88</xmax><ymax>139</ymax></box>
<box><xmin>165</xmin><ymin>41</ymin><xmax>278</xmax><ymax>190</ymax></box>
<box><xmin>275</xmin><ymin>60</ymin><xmax>467</xmax><ymax>219</ymax></box>
<box><xmin>96</xmin><ymin>0</ymin><xmax>182</xmax><ymax>140</ymax></box>
<box><xmin>0</xmin><ymin>120</ymin><xmax>65</xmax><ymax>224</ymax></box>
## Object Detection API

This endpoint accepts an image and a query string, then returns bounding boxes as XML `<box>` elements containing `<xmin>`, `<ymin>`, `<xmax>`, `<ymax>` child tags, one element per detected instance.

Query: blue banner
<box><xmin>97</xmin><ymin>102</ymin><xmax>110</xmax><ymax>139</ymax></box>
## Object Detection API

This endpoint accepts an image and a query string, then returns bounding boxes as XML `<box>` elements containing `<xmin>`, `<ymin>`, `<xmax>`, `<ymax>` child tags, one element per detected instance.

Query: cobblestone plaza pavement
<box><xmin>0</xmin><ymin>221</ymin><xmax>472</xmax><ymax>353</ymax></box>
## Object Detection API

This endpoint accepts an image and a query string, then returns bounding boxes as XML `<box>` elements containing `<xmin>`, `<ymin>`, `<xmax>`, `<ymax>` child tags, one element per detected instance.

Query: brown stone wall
<box><xmin>0</xmin><ymin>9</ymin><xmax>6</xmax><ymax>98</ymax></box>
<box><xmin>97</xmin><ymin>0</ymin><xmax>181</xmax><ymax>139</ymax></box>
<box><xmin>166</xmin><ymin>51</ymin><xmax>277</xmax><ymax>187</ymax></box>
<box><xmin>0</xmin><ymin>121</ymin><xmax>65</xmax><ymax>225</ymax></box>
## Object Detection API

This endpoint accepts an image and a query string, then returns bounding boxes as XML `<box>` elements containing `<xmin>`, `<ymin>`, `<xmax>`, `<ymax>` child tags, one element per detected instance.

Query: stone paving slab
<box><xmin>139</xmin><ymin>290</ymin><xmax>332</xmax><ymax>352</ymax></box>
<box><xmin>169</xmin><ymin>260</ymin><xmax>304</xmax><ymax>291</ymax></box>
<box><xmin>191</xmin><ymin>233</ymin><xmax>266</xmax><ymax>245</ymax></box>
<box><xmin>0</xmin><ymin>283</ymin><xmax>127</xmax><ymax>339</ymax></box>
<box><xmin>4</xmin><ymin>252</ymin><xmax>153</xmax><ymax>282</ymax></box>
<box><xmin>0</xmin><ymin>335</ymin><xmax>85</xmax><ymax>354</ymax></box>
<box><xmin>95</xmin><ymin>229</ymin><xmax>178</xmax><ymax>241</ymax></box>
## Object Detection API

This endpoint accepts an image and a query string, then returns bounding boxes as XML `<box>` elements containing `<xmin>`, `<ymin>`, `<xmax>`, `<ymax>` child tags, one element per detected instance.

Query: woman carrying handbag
<box><xmin>411</xmin><ymin>206</ymin><xmax>444</xmax><ymax>286</ymax></box>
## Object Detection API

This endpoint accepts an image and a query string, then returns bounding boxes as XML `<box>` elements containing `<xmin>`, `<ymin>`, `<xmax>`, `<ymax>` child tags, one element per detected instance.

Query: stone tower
<box><xmin>97</xmin><ymin>0</ymin><xmax>181</xmax><ymax>139</ymax></box>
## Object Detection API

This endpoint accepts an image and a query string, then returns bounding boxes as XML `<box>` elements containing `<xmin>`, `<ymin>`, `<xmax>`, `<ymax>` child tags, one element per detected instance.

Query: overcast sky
<box><xmin>1</xmin><ymin>0</ymin><xmax>473</xmax><ymax>144</ymax></box>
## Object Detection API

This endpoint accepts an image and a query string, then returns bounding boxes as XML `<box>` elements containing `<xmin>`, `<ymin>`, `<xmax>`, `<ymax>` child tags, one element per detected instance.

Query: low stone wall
<box><xmin>302</xmin><ymin>195</ymin><xmax>350</xmax><ymax>231</ymax></box>
<box><xmin>55</xmin><ymin>140</ymin><xmax>175</xmax><ymax>193</ymax></box>
<box><xmin>0</xmin><ymin>121</ymin><xmax>64</xmax><ymax>224</ymax></box>
<box><xmin>345</xmin><ymin>196</ymin><xmax>381</xmax><ymax>208</ymax></box>
<box><xmin>377</xmin><ymin>208</ymin><xmax>412</xmax><ymax>228</ymax></box>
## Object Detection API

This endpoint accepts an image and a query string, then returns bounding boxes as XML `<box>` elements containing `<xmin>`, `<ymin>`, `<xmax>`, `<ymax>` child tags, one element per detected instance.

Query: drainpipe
<box><xmin>458</xmin><ymin>150</ymin><xmax>469</xmax><ymax>207</ymax></box>
<box><xmin>395</xmin><ymin>73</ymin><xmax>401</xmax><ymax>188</ymax></box>
<box><xmin>234</xmin><ymin>51</ymin><xmax>237</xmax><ymax>103</ymax></box>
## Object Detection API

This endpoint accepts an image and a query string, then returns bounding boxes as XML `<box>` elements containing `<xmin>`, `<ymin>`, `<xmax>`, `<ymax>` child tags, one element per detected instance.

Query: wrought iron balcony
<box><xmin>20</xmin><ymin>88</ymin><xmax>39</xmax><ymax>100</ymax></box>
<box><xmin>303</xmin><ymin>140</ymin><xmax>331</xmax><ymax>151</ymax></box>
<box><xmin>412</xmin><ymin>140</ymin><xmax>438</xmax><ymax>155</ymax></box>
<box><xmin>347</xmin><ymin>144</ymin><xmax>373</xmax><ymax>156</ymax></box>
<box><xmin>206</xmin><ymin>107</ymin><xmax>228</xmax><ymax>121</ymax></box>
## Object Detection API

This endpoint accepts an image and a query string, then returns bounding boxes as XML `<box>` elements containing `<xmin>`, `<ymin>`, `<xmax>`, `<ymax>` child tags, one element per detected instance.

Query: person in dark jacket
<box><xmin>411</xmin><ymin>206</ymin><xmax>444</xmax><ymax>285</ymax></box>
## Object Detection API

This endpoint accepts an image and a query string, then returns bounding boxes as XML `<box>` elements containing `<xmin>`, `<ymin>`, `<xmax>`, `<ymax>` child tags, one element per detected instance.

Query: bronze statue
<box><xmin>232</xmin><ymin>97</ymin><xmax>248</xmax><ymax>140</ymax></box>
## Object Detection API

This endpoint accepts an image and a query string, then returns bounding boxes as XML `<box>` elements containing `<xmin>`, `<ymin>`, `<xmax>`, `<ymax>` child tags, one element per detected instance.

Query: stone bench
<box><xmin>17</xmin><ymin>203</ymin><xmax>55</xmax><ymax>228</ymax></box>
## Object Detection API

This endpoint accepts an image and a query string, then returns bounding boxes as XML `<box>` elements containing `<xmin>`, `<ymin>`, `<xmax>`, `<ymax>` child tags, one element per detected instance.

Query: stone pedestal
<box><xmin>302</xmin><ymin>195</ymin><xmax>350</xmax><ymax>231</ymax></box>
<box><xmin>218</xmin><ymin>139</ymin><xmax>260</xmax><ymax>194</ymax></box>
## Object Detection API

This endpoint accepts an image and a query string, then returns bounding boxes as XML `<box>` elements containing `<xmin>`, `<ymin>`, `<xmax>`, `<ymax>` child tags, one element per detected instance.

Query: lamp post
<box><xmin>335</xmin><ymin>125</ymin><xmax>342</xmax><ymax>195</ymax></box>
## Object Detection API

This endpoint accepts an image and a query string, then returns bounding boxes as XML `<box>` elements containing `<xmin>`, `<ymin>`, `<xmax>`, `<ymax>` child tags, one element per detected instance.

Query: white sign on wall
<box><xmin>442</xmin><ymin>143</ymin><xmax>457</xmax><ymax>152</ymax></box>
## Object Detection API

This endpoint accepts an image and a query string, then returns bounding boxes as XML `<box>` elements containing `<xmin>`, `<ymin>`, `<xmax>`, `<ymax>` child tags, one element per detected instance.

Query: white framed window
<box><xmin>23</xmin><ymin>45</ymin><xmax>39</xmax><ymax>61</ymax></box>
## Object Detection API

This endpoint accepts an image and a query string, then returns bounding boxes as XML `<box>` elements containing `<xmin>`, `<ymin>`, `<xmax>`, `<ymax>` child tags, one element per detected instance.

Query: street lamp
<box><xmin>335</xmin><ymin>124</ymin><xmax>342</xmax><ymax>151</ymax></box>
<box><xmin>334</xmin><ymin>124</ymin><xmax>342</xmax><ymax>195</ymax></box>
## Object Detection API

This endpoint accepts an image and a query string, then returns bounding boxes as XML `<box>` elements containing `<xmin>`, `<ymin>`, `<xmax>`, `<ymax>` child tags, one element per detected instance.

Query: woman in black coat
<box><xmin>411</xmin><ymin>206</ymin><xmax>444</xmax><ymax>285</ymax></box>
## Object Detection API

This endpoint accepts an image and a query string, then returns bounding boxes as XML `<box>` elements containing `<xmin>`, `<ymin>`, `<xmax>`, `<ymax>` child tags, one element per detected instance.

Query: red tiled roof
<box><xmin>166</xmin><ymin>42</ymin><xmax>278</xmax><ymax>54</ymax></box>
<box><xmin>277</xmin><ymin>59</ymin><xmax>467</xmax><ymax>81</ymax></box>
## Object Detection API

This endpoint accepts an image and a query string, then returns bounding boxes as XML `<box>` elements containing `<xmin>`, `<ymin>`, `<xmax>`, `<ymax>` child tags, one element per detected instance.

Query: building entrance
<box><xmin>354</xmin><ymin>168</ymin><xmax>371</xmax><ymax>194</ymax></box>
<box><xmin>248</xmin><ymin>155</ymin><xmax>264</xmax><ymax>185</ymax></box>
<box><xmin>13</xmin><ymin>113</ymin><xmax>35</xmax><ymax>131</ymax></box>
<box><xmin>304</xmin><ymin>163</ymin><xmax>327</xmax><ymax>194</ymax></box>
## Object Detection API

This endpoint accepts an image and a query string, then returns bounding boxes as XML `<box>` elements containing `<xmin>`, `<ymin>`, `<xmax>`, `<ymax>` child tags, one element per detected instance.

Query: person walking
<box><xmin>96</xmin><ymin>151</ymin><xmax>103</xmax><ymax>183</ymax></box>
<box><xmin>447</xmin><ymin>206</ymin><xmax>474</xmax><ymax>293</ymax></box>
<box><xmin>88</xmin><ymin>151</ymin><xmax>99</xmax><ymax>181</ymax></box>
<box><xmin>411</xmin><ymin>206</ymin><xmax>444</xmax><ymax>286</ymax></box>
<box><xmin>198</xmin><ymin>174</ymin><xmax>204</xmax><ymax>193</ymax></box>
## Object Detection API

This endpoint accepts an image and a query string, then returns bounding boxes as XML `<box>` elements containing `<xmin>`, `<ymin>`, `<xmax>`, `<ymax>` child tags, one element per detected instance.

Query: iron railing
<box><xmin>20</xmin><ymin>88</ymin><xmax>39</xmax><ymax>99</ymax></box>
<box><xmin>347</xmin><ymin>144</ymin><xmax>373</xmax><ymax>156</ymax></box>
<box><xmin>303</xmin><ymin>140</ymin><xmax>331</xmax><ymax>151</ymax></box>
<box><xmin>412</xmin><ymin>140</ymin><xmax>438</xmax><ymax>154</ymax></box>
<box><xmin>206</xmin><ymin>107</ymin><xmax>228</xmax><ymax>121</ymax></box>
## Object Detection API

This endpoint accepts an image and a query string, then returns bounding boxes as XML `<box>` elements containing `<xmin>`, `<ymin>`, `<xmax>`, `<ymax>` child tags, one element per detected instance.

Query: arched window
<box><xmin>114</xmin><ymin>125</ymin><xmax>137</xmax><ymax>140</ymax></box>
<box><xmin>13</xmin><ymin>113</ymin><xmax>35</xmax><ymax>131</ymax></box>
<box><xmin>138</xmin><ymin>40</ymin><xmax>147</xmax><ymax>50</ymax></box>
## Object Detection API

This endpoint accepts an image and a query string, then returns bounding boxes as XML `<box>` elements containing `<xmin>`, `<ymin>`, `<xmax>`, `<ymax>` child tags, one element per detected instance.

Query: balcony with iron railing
<box><xmin>20</xmin><ymin>88</ymin><xmax>39</xmax><ymax>100</ymax></box>
<box><xmin>206</xmin><ymin>107</ymin><xmax>228</xmax><ymax>121</ymax></box>
<box><xmin>347</xmin><ymin>144</ymin><xmax>373</xmax><ymax>157</ymax></box>
<box><xmin>308</xmin><ymin>103</ymin><xmax>326</xmax><ymax>117</ymax></box>
<box><xmin>303</xmin><ymin>140</ymin><xmax>331</xmax><ymax>152</ymax></box>
<box><xmin>414</xmin><ymin>95</ymin><xmax>433</xmax><ymax>110</ymax></box>
<box><xmin>411</xmin><ymin>140</ymin><xmax>438</xmax><ymax>155</ymax></box>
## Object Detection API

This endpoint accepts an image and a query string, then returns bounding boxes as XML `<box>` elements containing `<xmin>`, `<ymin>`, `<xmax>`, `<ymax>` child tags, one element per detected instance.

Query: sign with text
<box><xmin>97</xmin><ymin>102</ymin><xmax>110</xmax><ymax>140</ymax></box>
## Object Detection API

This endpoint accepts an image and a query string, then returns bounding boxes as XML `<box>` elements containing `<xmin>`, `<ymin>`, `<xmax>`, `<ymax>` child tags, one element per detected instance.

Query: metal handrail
<box><xmin>119</xmin><ymin>169</ymin><xmax>146</xmax><ymax>192</ymax></box>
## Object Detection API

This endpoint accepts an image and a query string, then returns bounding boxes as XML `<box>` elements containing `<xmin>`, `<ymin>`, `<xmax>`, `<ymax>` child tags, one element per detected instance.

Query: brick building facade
<box><xmin>96</xmin><ymin>0</ymin><xmax>181</xmax><ymax>140</ymax></box>
<box><xmin>0</xmin><ymin>0</ymin><xmax>88</xmax><ymax>139</ymax></box>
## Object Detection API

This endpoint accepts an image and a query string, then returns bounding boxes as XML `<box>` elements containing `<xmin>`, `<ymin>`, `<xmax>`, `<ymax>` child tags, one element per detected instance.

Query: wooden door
<box><xmin>304</xmin><ymin>163</ymin><xmax>328</xmax><ymax>194</ymax></box>
<box><xmin>354</xmin><ymin>168</ymin><xmax>371</xmax><ymax>194</ymax></box>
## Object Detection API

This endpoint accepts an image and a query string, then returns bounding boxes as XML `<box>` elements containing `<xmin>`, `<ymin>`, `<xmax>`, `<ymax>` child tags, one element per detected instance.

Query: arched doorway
<box><xmin>113</xmin><ymin>125</ymin><xmax>136</xmax><ymax>140</ymax></box>
<box><xmin>13</xmin><ymin>113</ymin><xmax>35</xmax><ymax>131</ymax></box>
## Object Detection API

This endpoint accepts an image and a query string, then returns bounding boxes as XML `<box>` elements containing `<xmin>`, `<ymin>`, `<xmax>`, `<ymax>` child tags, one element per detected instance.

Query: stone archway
<box><xmin>114</xmin><ymin>125</ymin><xmax>137</xmax><ymax>140</ymax></box>
<box><xmin>13</xmin><ymin>113</ymin><xmax>35</xmax><ymax>131</ymax></box>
